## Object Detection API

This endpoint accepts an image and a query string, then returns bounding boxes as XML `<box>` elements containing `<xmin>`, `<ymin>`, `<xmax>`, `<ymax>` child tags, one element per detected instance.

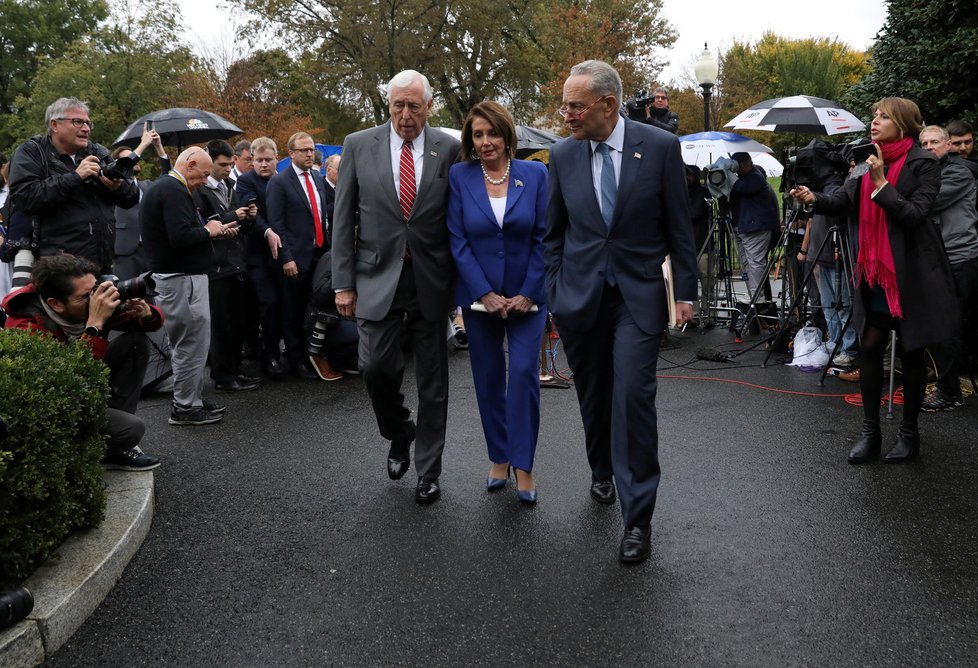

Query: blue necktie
<box><xmin>596</xmin><ymin>142</ymin><xmax>617</xmax><ymax>229</ymax></box>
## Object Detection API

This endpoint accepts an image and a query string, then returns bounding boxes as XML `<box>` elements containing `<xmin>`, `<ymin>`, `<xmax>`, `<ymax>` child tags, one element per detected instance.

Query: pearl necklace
<box><xmin>481</xmin><ymin>159</ymin><xmax>510</xmax><ymax>185</ymax></box>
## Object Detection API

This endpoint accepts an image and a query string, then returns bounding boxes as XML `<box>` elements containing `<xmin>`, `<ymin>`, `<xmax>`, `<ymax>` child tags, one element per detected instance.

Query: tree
<box><xmin>5</xmin><ymin>0</ymin><xmax>195</xmax><ymax>152</ymax></box>
<box><xmin>846</xmin><ymin>0</ymin><xmax>978</xmax><ymax>125</ymax></box>
<box><xmin>241</xmin><ymin>0</ymin><xmax>676</xmax><ymax>127</ymax></box>
<box><xmin>0</xmin><ymin>0</ymin><xmax>109</xmax><ymax>150</ymax></box>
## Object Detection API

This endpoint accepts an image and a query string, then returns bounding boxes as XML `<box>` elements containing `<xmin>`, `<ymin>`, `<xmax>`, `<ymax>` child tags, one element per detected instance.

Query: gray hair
<box><xmin>569</xmin><ymin>61</ymin><xmax>623</xmax><ymax>112</ymax></box>
<box><xmin>653</xmin><ymin>87</ymin><xmax>669</xmax><ymax>99</ymax></box>
<box><xmin>233</xmin><ymin>139</ymin><xmax>252</xmax><ymax>155</ymax></box>
<box><xmin>920</xmin><ymin>125</ymin><xmax>949</xmax><ymax>141</ymax></box>
<box><xmin>45</xmin><ymin>97</ymin><xmax>89</xmax><ymax>126</ymax></box>
<box><xmin>324</xmin><ymin>154</ymin><xmax>340</xmax><ymax>171</ymax></box>
<box><xmin>386</xmin><ymin>70</ymin><xmax>433</xmax><ymax>103</ymax></box>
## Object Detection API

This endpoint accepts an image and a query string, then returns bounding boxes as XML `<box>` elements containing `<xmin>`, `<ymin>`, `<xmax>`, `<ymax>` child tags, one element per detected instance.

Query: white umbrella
<box><xmin>749</xmin><ymin>152</ymin><xmax>784</xmax><ymax>177</ymax></box>
<box><xmin>725</xmin><ymin>95</ymin><xmax>865</xmax><ymax>136</ymax></box>
<box><xmin>679</xmin><ymin>131</ymin><xmax>772</xmax><ymax>169</ymax></box>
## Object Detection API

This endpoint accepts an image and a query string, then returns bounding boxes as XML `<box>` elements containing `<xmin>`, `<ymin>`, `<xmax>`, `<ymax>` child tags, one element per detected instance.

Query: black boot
<box><xmin>848</xmin><ymin>420</ymin><xmax>882</xmax><ymax>464</ymax></box>
<box><xmin>884</xmin><ymin>425</ymin><xmax>920</xmax><ymax>463</ymax></box>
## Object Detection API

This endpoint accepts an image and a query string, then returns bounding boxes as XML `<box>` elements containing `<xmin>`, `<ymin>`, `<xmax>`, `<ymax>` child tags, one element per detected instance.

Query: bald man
<box><xmin>141</xmin><ymin>147</ymin><xmax>241</xmax><ymax>425</ymax></box>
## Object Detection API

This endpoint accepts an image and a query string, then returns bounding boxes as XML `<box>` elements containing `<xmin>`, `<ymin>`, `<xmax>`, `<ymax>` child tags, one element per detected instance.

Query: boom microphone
<box><xmin>696</xmin><ymin>347</ymin><xmax>733</xmax><ymax>362</ymax></box>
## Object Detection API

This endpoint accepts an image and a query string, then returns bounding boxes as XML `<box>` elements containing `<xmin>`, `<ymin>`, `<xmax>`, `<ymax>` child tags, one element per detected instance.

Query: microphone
<box><xmin>696</xmin><ymin>347</ymin><xmax>733</xmax><ymax>362</ymax></box>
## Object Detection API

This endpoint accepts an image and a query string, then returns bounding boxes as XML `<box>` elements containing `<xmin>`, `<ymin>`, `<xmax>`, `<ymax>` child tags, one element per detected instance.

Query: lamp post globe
<box><xmin>694</xmin><ymin>43</ymin><xmax>719</xmax><ymax>132</ymax></box>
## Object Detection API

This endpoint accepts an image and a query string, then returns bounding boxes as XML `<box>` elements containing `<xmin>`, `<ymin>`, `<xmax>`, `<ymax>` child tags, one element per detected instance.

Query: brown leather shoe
<box><xmin>308</xmin><ymin>355</ymin><xmax>343</xmax><ymax>381</ymax></box>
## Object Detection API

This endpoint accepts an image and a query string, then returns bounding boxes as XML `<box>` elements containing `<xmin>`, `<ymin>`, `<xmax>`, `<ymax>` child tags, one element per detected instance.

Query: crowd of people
<box><xmin>0</xmin><ymin>64</ymin><xmax>974</xmax><ymax>563</ymax></box>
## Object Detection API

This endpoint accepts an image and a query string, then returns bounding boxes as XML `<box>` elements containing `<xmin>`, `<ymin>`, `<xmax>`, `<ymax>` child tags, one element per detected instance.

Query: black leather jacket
<box><xmin>8</xmin><ymin>134</ymin><xmax>138</xmax><ymax>273</ymax></box>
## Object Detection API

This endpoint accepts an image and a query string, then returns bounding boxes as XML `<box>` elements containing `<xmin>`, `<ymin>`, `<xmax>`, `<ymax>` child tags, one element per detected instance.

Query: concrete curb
<box><xmin>0</xmin><ymin>470</ymin><xmax>155</xmax><ymax>667</ymax></box>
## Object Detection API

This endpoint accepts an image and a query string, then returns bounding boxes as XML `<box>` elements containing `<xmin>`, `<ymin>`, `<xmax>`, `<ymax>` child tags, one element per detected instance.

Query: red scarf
<box><xmin>854</xmin><ymin>136</ymin><xmax>913</xmax><ymax>318</ymax></box>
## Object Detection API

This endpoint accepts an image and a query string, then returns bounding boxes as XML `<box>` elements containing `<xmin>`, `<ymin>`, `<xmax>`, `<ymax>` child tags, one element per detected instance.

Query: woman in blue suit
<box><xmin>447</xmin><ymin>101</ymin><xmax>548</xmax><ymax>504</ymax></box>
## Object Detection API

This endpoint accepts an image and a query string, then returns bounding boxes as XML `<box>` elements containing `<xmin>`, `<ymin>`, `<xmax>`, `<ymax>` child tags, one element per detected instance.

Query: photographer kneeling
<box><xmin>2</xmin><ymin>254</ymin><xmax>164</xmax><ymax>470</ymax></box>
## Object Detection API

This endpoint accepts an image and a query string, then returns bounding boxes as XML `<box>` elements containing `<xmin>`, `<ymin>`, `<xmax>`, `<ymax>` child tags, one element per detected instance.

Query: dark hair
<box><xmin>947</xmin><ymin>119</ymin><xmax>974</xmax><ymax>138</ymax></box>
<box><xmin>460</xmin><ymin>101</ymin><xmax>517</xmax><ymax>162</ymax></box>
<box><xmin>233</xmin><ymin>140</ymin><xmax>252</xmax><ymax>155</ymax></box>
<box><xmin>30</xmin><ymin>254</ymin><xmax>99</xmax><ymax>303</ymax></box>
<box><xmin>110</xmin><ymin>146</ymin><xmax>131</xmax><ymax>160</ymax></box>
<box><xmin>206</xmin><ymin>139</ymin><xmax>234</xmax><ymax>160</ymax></box>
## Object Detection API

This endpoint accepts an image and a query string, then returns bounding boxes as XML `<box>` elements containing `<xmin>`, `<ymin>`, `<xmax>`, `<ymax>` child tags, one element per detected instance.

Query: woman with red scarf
<box><xmin>791</xmin><ymin>98</ymin><xmax>958</xmax><ymax>464</ymax></box>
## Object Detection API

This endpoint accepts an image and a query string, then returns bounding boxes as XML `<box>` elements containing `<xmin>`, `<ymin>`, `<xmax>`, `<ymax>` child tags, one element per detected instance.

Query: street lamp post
<box><xmin>694</xmin><ymin>43</ymin><xmax>719</xmax><ymax>132</ymax></box>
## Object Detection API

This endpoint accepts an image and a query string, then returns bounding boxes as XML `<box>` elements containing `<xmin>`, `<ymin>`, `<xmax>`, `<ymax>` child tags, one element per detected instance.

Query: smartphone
<box><xmin>848</xmin><ymin>141</ymin><xmax>876</xmax><ymax>164</ymax></box>
<box><xmin>146</xmin><ymin>119</ymin><xmax>154</xmax><ymax>132</ymax></box>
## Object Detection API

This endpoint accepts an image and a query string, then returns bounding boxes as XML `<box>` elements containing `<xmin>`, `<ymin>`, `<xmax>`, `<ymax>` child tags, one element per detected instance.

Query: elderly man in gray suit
<box><xmin>545</xmin><ymin>60</ymin><xmax>698</xmax><ymax>563</ymax></box>
<box><xmin>332</xmin><ymin>70</ymin><xmax>460</xmax><ymax>504</ymax></box>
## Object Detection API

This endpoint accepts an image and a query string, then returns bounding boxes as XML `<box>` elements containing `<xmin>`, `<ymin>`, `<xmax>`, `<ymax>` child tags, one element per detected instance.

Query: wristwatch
<box><xmin>84</xmin><ymin>325</ymin><xmax>102</xmax><ymax>338</ymax></box>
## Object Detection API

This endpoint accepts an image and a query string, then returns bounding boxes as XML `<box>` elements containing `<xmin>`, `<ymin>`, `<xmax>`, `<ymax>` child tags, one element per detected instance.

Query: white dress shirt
<box><xmin>390</xmin><ymin>125</ymin><xmax>425</xmax><ymax>195</ymax></box>
<box><xmin>291</xmin><ymin>163</ymin><xmax>323</xmax><ymax>221</ymax></box>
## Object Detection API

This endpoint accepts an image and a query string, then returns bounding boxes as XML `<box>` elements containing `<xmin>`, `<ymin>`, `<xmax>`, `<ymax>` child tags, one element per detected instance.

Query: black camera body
<box><xmin>0</xmin><ymin>587</ymin><xmax>34</xmax><ymax>630</ymax></box>
<box><xmin>98</xmin><ymin>272</ymin><xmax>157</xmax><ymax>302</ymax></box>
<box><xmin>99</xmin><ymin>154</ymin><xmax>136</xmax><ymax>181</ymax></box>
<box><xmin>625</xmin><ymin>89</ymin><xmax>655</xmax><ymax>122</ymax></box>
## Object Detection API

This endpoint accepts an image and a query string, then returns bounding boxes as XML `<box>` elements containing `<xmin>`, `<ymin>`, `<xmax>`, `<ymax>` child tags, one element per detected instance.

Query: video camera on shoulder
<box><xmin>624</xmin><ymin>89</ymin><xmax>655</xmax><ymax>122</ymax></box>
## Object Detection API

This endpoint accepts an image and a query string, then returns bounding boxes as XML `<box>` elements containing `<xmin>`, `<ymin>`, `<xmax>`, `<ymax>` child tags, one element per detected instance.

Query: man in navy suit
<box><xmin>545</xmin><ymin>60</ymin><xmax>698</xmax><ymax>563</ymax></box>
<box><xmin>266</xmin><ymin>131</ymin><xmax>331</xmax><ymax>378</ymax></box>
<box><xmin>235</xmin><ymin>137</ymin><xmax>285</xmax><ymax>378</ymax></box>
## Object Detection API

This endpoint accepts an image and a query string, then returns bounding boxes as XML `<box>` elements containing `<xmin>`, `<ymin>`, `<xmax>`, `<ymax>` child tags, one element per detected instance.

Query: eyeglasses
<box><xmin>291</xmin><ymin>147</ymin><xmax>317</xmax><ymax>154</ymax></box>
<box><xmin>56</xmin><ymin>117</ymin><xmax>94</xmax><ymax>130</ymax></box>
<box><xmin>653</xmin><ymin>95</ymin><xmax>668</xmax><ymax>101</ymax></box>
<box><xmin>557</xmin><ymin>96</ymin><xmax>607</xmax><ymax>120</ymax></box>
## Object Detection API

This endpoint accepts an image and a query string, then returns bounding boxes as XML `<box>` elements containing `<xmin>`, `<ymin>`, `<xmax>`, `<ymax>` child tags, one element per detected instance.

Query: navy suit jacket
<box><xmin>544</xmin><ymin>118</ymin><xmax>697</xmax><ymax>334</ymax></box>
<box><xmin>266</xmin><ymin>167</ymin><xmax>330</xmax><ymax>273</ymax></box>
<box><xmin>234</xmin><ymin>169</ymin><xmax>274</xmax><ymax>267</ymax></box>
<box><xmin>448</xmin><ymin>159</ymin><xmax>548</xmax><ymax>307</ymax></box>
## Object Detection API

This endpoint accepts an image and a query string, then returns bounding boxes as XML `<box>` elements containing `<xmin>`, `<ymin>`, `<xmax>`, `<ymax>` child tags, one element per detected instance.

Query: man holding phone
<box><xmin>194</xmin><ymin>139</ymin><xmax>260</xmax><ymax>392</ymax></box>
<box><xmin>141</xmin><ymin>147</ymin><xmax>240</xmax><ymax>425</ymax></box>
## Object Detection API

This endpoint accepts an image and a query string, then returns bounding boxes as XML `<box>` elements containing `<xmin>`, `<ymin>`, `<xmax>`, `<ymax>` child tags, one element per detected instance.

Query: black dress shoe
<box><xmin>262</xmin><ymin>359</ymin><xmax>286</xmax><ymax>380</ymax></box>
<box><xmin>590</xmin><ymin>479</ymin><xmax>617</xmax><ymax>504</ymax></box>
<box><xmin>215</xmin><ymin>378</ymin><xmax>260</xmax><ymax>392</ymax></box>
<box><xmin>387</xmin><ymin>422</ymin><xmax>416</xmax><ymax>480</ymax></box>
<box><xmin>294</xmin><ymin>362</ymin><xmax>319</xmax><ymax>380</ymax></box>
<box><xmin>236</xmin><ymin>374</ymin><xmax>262</xmax><ymax>385</ymax></box>
<box><xmin>884</xmin><ymin>426</ymin><xmax>920</xmax><ymax>463</ymax></box>
<box><xmin>415</xmin><ymin>477</ymin><xmax>441</xmax><ymax>504</ymax></box>
<box><xmin>848</xmin><ymin>420</ymin><xmax>882</xmax><ymax>464</ymax></box>
<box><xmin>619</xmin><ymin>525</ymin><xmax>652</xmax><ymax>564</ymax></box>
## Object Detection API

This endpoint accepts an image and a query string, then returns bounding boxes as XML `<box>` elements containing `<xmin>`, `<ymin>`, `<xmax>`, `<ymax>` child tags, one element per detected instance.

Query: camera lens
<box><xmin>0</xmin><ymin>587</ymin><xmax>34</xmax><ymax>630</ymax></box>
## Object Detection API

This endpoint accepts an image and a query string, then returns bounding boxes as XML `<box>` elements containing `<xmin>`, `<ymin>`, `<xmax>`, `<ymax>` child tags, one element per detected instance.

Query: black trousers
<box><xmin>102</xmin><ymin>330</ymin><xmax>150</xmax><ymax>454</ymax></box>
<box><xmin>247</xmin><ymin>263</ymin><xmax>283</xmax><ymax>364</ymax></box>
<box><xmin>209</xmin><ymin>273</ymin><xmax>248</xmax><ymax>384</ymax></box>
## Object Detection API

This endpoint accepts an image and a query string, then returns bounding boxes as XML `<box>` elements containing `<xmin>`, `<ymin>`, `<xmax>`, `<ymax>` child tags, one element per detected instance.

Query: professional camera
<box><xmin>705</xmin><ymin>156</ymin><xmax>740</xmax><ymax>200</ymax></box>
<box><xmin>0</xmin><ymin>587</ymin><xmax>34</xmax><ymax>630</ymax></box>
<box><xmin>624</xmin><ymin>89</ymin><xmax>655</xmax><ymax>122</ymax></box>
<box><xmin>99</xmin><ymin>154</ymin><xmax>136</xmax><ymax>181</ymax></box>
<box><xmin>98</xmin><ymin>272</ymin><xmax>157</xmax><ymax>302</ymax></box>
<box><xmin>783</xmin><ymin>140</ymin><xmax>849</xmax><ymax>192</ymax></box>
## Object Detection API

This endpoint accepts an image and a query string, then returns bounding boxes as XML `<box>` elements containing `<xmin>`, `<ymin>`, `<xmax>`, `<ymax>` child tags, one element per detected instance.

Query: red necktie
<box><xmin>399</xmin><ymin>140</ymin><xmax>416</xmax><ymax>221</ymax></box>
<box><xmin>302</xmin><ymin>171</ymin><xmax>324</xmax><ymax>248</ymax></box>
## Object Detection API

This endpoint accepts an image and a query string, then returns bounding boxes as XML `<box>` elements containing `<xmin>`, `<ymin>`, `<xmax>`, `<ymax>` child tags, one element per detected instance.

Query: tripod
<box><xmin>696</xmin><ymin>198</ymin><xmax>738</xmax><ymax>326</ymax></box>
<box><xmin>734</xmin><ymin>199</ymin><xmax>812</xmax><ymax>339</ymax></box>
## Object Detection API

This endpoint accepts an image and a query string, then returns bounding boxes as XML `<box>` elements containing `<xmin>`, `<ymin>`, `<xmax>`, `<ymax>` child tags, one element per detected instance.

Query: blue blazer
<box><xmin>266</xmin><ymin>167</ymin><xmax>330</xmax><ymax>273</ymax></box>
<box><xmin>544</xmin><ymin>119</ymin><xmax>697</xmax><ymax>334</ymax></box>
<box><xmin>447</xmin><ymin>158</ymin><xmax>548</xmax><ymax>307</ymax></box>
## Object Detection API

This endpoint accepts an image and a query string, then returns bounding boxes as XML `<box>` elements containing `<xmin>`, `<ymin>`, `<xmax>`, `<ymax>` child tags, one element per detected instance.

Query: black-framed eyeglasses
<box><xmin>653</xmin><ymin>95</ymin><xmax>668</xmax><ymax>101</ymax></box>
<box><xmin>56</xmin><ymin>117</ymin><xmax>94</xmax><ymax>130</ymax></box>
<box><xmin>557</xmin><ymin>96</ymin><xmax>607</xmax><ymax>120</ymax></box>
<box><xmin>291</xmin><ymin>147</ymin><xmax>317</xmax><ymax>154</ymax></box>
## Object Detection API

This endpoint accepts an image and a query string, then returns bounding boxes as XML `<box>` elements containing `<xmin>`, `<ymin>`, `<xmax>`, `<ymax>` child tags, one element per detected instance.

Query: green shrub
<box><xmin>0</xmin><ymin>328</ymin><xmax>108</xmax><ymax>586</ymax></box>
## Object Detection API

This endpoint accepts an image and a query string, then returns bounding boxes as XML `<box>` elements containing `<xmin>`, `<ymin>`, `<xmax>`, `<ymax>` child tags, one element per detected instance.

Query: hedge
<box><xmin>0</xmin><ymin>328</ymin><xmax>108</xmax><ymax>586</ymax></box>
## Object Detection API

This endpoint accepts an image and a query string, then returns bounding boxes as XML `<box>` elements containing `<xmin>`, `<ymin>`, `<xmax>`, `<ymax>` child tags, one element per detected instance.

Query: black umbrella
<box><xmin>113</xmin><ymin>108</ymin><xmax>244</xmax><ymax>150</ymax></box>
<box><xmin>515</xmin><ymin>125</ymin><xmax>560</xmax><ymax>161</ymax></box>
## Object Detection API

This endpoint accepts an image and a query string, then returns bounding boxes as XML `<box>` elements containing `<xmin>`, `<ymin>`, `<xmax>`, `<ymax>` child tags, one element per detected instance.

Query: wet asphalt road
<box><xmin>47</xmin><ymin>328</ymin><xmax>978</xmax><ymax>666</ymax></box>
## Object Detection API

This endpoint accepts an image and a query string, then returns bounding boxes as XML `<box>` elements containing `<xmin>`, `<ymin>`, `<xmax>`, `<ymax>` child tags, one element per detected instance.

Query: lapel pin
<box><xmin>430</xmin><ymin>151</ymin><xmax>438</xmax><ymax>157</ymax></box>
<box><xmin>634</xmin><ymin>152</ymin><xmax>642</xmax><ymax>159</ymax></box>
<box><xmin>515</xmin><ymin>179</ymin><xmax>524</xmax><ymax>187</ymax></box>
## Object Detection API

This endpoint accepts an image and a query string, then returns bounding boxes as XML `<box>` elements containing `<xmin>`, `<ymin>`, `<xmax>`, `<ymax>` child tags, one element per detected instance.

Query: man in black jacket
<box><xmin>194</xmin><ymin>139</ymin><xmax>260</xmax><ymax>392</ymax></box>
<box><xmin>7</xmin><ymin>97</ymin><xmax>139</xmax><ymax>274</ymax></box>
<box><xmin>141</xmin><ymin>147</ymin><xmax>239</xmax><ymax>426</ymax></box>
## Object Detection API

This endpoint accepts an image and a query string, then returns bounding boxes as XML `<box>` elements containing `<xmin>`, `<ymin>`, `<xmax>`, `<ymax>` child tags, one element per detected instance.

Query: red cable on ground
<box><xmin>659</xmin><ymin>373</ymin><xmax>853</xmax><ymax>398</ymax></box>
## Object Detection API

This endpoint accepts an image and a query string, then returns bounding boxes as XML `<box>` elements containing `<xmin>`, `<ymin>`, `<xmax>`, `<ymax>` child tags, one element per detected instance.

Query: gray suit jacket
<box><xmin>332</xmin><ymin>122</ymin><xmax>460</xmax><ymax>321</ymax></box>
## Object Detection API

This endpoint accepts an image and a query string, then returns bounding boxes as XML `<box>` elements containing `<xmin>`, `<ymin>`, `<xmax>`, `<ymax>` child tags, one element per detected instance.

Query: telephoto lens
<box><xmin>0</xmin><ymin>587</ymin><xmax>34</xmax><ymax>630</ymax></box>
<box><xmin>10</xmin><ymin>249</ymin><xmax>34</xmax><ymax>289</ymax></box>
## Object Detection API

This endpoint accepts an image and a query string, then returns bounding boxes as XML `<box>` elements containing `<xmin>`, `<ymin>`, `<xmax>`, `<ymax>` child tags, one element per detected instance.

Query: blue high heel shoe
<box><xmin>486</xmin><ymin>464</ymin><xmax>509</xmax><ymax>491</ymax></box>
<box><xmin>514</xmin><ymin>469</ymin><xmax>537</xmax><ymax>505</ymax></box>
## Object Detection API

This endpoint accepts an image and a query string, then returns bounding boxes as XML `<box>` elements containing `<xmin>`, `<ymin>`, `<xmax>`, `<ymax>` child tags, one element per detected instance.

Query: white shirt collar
<box><xmin>206</xmin><ymin>175</ymin><xmax>222</xmax><ymax>190</ymax></box>
<box><xmin>291</xmin><ymin>162</ymin><xmax>312</xmax><ymax>178</ymax></box>
<box><xmin>390</xmin><ymin>124</ymin><xmax>426</xmax><ymax>152</ymax></box>
<box><xmin>589</xmin><ymin>115</ymin><xmax>625</xmax><ymax>154</ymax></box>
